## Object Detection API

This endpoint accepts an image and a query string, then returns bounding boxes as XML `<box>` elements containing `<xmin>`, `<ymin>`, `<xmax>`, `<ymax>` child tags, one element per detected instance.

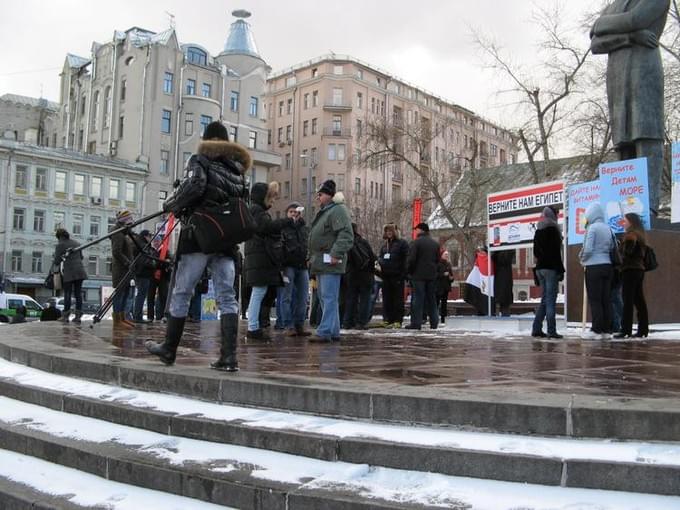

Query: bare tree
<box><xmin>472</xmin><ymin>3</ymin><xmax>593</xmax><ymax>182</ymax></box>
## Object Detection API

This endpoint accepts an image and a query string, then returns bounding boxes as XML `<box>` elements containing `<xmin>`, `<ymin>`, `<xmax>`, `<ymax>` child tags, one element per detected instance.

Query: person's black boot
<box><xmin>145</xmin><ymin>316</ymin><xmax>185</xmax><ymax>365</ymax></box>
<box><xmin>211</xmin><ymin>313</ymin><xmax>239</xmax><ymax>372</ymax></box>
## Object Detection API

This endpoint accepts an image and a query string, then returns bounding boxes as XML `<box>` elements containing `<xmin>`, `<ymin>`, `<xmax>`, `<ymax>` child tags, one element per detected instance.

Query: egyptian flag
<box><xmin>464</xmin><ymin>251</ymin><xmax>495</xmax><ymax>315</ymax></box>
<box><xmin>154</xmin><ymin>214</ymin><xmax>174</xmax><ymax>281</ymax></box>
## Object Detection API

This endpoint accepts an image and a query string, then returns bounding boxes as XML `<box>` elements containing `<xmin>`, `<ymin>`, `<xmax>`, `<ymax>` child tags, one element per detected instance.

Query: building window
<box><xmin>90</xmin><ymin>216</ymin><xmax>101</xmax><ymax>237</ymax></box>
<box><xmin>249</xmin><ymin>96</ymin><xmax>258</xmax><ymax>117</ymax></box>
<box><xmin>74</xmin><ymin>174</ymin><xmax>85</xmax><ymax>196</ymax></box>
<box><xmin>248</xmin><ymin>130</ymin><xmax>257</xmax><ymax>149</ymax></box>
<box><xmin>184</xmin><ymin>113</ymin><xmax>193</xmax><ymax>135</ymax></box>
<box><xmin>163</xmin><ymin>72</ymin><xmax>174</xmax><ymax>94</ymax></box>
<box><xmin>301</xmin><ymin>149</ymin><xmax>308</xmax><ymax>166</ymax></box>
<box><xmin>202</xmin><ymin>83</ymin><xmax>211</xmax><ymax>98</ymax></box>
<box><xmin>285</xmin><ymin>76</ymin><xmax>297</xmax><ymax>87</ymax></box>
<box><xmin>328</xmin><ymin>144</ymin><xmax>336</xmax><ymax>161</ymax></box>
<box><xmin>301</xmin><ymin>178</ymin><xmax>308</xmax><ymax>195</ymax></box>
<box><xmin>109</xmin><ymin>179</ymin><xmax>120</xmax><ymax>200</ymax></box>
<box><xmin>11</xmin><ymin>251</ymin><xmax>22</xmax><ymax>272</ymax></box>
<box><xmin>286</xmin><ymin>125</ymin><xmax>292</xmax><ymax>141</ymax></box>
<box><xmin>277</xmin><ymin>127</ymin><xmax>283</xmax><ymax>143</ymax></box>
<box><xmin>332</xmin><ymin>88</ymin><xmax>343</xmax><ymax>106</ymax></box>
<box><xmin>92</xmin><ymin>90</ymin><xmax>100</xmax><ymax>130</ymax></box>
<box><xmin>35</xmin><ymin>168</ymin><xmax>47</xmax><ymax>192</ymax></box>
<box><xmin>311</xmin><ymin>118</ymin><xmax>318</xmax><ymax>135</ymax></box>
<box><xmin>312</xmin><ymin>68</ymin><xmax>318</xmax><ymax>77</ymax></box>
<box><xmin>160</xmin><ymin>150</ymin><xmax>170</xmax><ymax>175</ymax></box>
<box><xmin>107</xmin><ymin>216</ymin><xmax>116</xmax><ymax>233</ymax></box>
<box><xmin>303</xmin><ymin>120</ymin><xmax>309</xmax><ymax>137</ymax></box>
<box><xmin>91</xmin><ymin>176</ymin><xmax>102</xmax><ymax>198</ymax></box>
<box><xmin>355</xmin><ymin>177</ymin><xmax>361</xmax><ymax>194</ymax></box>
<box><xmin>32</xmin><ymin>252</ymin><xmax>43</xmax><ymax>273</ymax></box>
<box><xmin>80</xmin><ymin>95</ymin><xmax>87</xmax><ymax>116</ymax></box>
<box><xmin>356</xmin><ymin>69</ymin><xmax>364</xmax><ymax>80</ymax></box>
<box><xmin>337</xmin><ymin>144</ymin><xmax>346</xmax><ymax>161</ymax></box>
<box><xmin>356</xmin><ymin>120</ymin><xmax>362</xmax><ymax>140</ymax></box>
<box><xmin>312</xmin><ymin>90</ymin><xmax>318</xmax><ymax>107</ymax></box>
<box><xmin>186</xmin><ymin>47</ymin><xmax>207</xmax><ymax>66</ymax></box>
<box><xmin>332</xmin><ymin>115</ymin><xmax>342</xmax><ymax>134</ymax></box>
<box><xmin>120</xmin><ymin>79</ymin><xmax>126</xmax><ymax>101</ymax></box>
<box><xmin>34</xmin><ymin>210</ymin><xmax>45</xmax><ymax>232</ymax></box>
<box><xmin>229</xmin><ymin>126</ymin><xmax>238</xmax><ymax>142</ymax></box>
<box><xmin>55</xmin><ymin>171</ymin><xmax>67</xmax><ymax>194</ymax></box>
<box><xmin>14</xmin><ymin>165</ymin><xmax>27</xmax><ymax>190</ymax></box>
<box><xmin>356</xmin><ymin>92</ymin><xmax>363</xmax><ymax>109</ymax></box>
<box><xmin>284</xmin><ymin>181</ymin><xmax>290</xmax><ymax>198</ymax></box>
<box><xmin>278</xmin><ymin>101</ymin><xmax>284</xmax><ymax>117</ymax></box>
<box><xmin>13</xmin><ymin>208</ymin><xmax>25</xmax><ymax>230</ymax></box>
<box><xmin>230</xmin><ymin>91</ymin><xmax>239</xmax><ymax>112</ymax></box>
<box><xmin>161</xmin><ymin>110</ymin><xmax>172</xmax><ymax>134</ymax></box>
<box><xmin>287</xmin><ymin>99</ymin><xmax>293</xmax><ymax>115</ymax></box>
<box><xmin>311</xmin><ymin>147</ymin><xmax>317</xmax><ymax>164</ymax></box>
<box><xmin>303</xmin><ymin>93</ymin><xmax>309</xmax><ymax>109</ymax></box>
<box><xmin>337</xmin><ymin>174</ymin><xmax>345</xmax><ymax>191</ymax></box>
<box><xmin>103</xmin><ymin>87</ymin><xmax>111</xmax><ymax>128</ymax></box>
<box><xmin>186</xmin><ymin>79</ymin><xmax>196</xmax><ymax>95</ymax></box>
<box><xmin>105</xmin><ymin>257</ymin><xmax>112</xmax><ymax>275</ymax></box>
<box><xmin>333</xmin><ymin>65</ymin><xmax>343</xmax><ymax>75</ymax></box>
<box><xmin>200</xmin><ymin>115</ymin><xmax>212</xmax><ymax>136</ymax></box>
<box><xmin>72</xmin><ymin>214</ymin><xmax>84</xmax><ymax>235</ymax></box>
<box><xmin>88</xmin><ymin>256</ymin><xmax>98</xmax><ymax>275</ymax></box>
<box><xmin>118</xmin><ymin>116</ymin><xmax>124</xmax><ymax>138</ymax></box>
<box><xmin>285</xmin><ymin>153</ymin><xmax>291</xmax><ymax>170</ymax></box>
<box><xmin>125</xmin><ymin>182</ymin><xmax>136</xmax><ymax>203</ymax></box>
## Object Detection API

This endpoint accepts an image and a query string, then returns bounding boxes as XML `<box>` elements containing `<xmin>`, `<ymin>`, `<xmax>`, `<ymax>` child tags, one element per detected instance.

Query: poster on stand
<box><xmin>567</xmin><ymin>180</ymin><xmax>601</xmax><ymax>245</ymax></box>
<box><xmin>598</xmin><ymin>158</ymin><xmax>650</xmax><ymax>233</ymax></box>
<box><xmin>672</xmin><ymin>142</ymin><xmax>680</xmax><ymax>223</ymax></box>
<box><xmin>487</xmin><ymin>181</ymin><xmax>565</xmax><ymax>250</ymax></box>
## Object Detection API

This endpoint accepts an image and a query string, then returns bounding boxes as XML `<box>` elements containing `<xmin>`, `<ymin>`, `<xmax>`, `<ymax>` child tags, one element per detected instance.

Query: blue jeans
<box><xmin>281</xmin><ymin>266</ymin><xmax>309</xmax><ymax>329</ymax></box>
<box><xmin>317</xmin><ymin>273</ymin><xmax>342</xmax><ymax>339</ymax></box>
<box><xmin>168</xmin><ymin>253</ymin><xmax>237</xmax><ymax>318</ymax></box>
<box><xmin>532</xmin><ymin>269</ymin><xmax>559</xmax><ymax>335</ymax></box>
<box><xmin>133</xmin><ymin>277</ymin><xmax>151</xmax><ymax>320</ymax></box>
<box><xmin>247</xmin><ymin>286</ymin><xmax>268</xmax><ymax>331</ymax></box>
<box><xmin>410</xmin><ymin>280</ymin><xmax>438</xmax><ymax>329</ymax></box>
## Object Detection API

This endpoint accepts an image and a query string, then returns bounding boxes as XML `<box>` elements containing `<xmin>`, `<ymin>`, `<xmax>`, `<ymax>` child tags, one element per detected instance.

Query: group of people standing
<box><xmin>532</xmin><ymin>203</ymin><xmax>650</xmax><ymax>340</ymax></box>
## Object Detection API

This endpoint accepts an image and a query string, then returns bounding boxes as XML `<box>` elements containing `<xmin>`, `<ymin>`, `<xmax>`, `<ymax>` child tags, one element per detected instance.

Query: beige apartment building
<box><xmin>55</xmin><ymin>11</ymin><xmax>280</xmax><ymax>216</ymax></box>
<box><xmin>266</xmin><ymin>55</ymin><xmax>518</xmax><ymax>225</ymax></box>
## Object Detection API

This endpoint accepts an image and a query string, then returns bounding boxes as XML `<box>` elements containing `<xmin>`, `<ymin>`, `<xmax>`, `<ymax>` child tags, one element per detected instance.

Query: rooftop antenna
<box><xmin>165</xmin><ymin>11</ymin><xmax>176</xmax><ymax>29</ymax></box>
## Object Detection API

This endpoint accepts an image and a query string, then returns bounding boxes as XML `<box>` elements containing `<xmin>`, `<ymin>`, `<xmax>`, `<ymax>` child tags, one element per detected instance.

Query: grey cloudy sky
<box><xmin>0</xmin><ymin>0</ymin><xmax>598</xmax><ymax>127</ymax></box>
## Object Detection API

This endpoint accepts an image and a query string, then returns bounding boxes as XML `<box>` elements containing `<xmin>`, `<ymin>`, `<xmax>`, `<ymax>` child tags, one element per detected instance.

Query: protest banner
<box><xmin>567</xmin><ymin>180</ymin><xmax>601</xmax><ymax>245</ymax></box>
<box><xmin>598</xmin><ymin>158</ymin><xmax>650</xmax><ymax>233</ymax></box>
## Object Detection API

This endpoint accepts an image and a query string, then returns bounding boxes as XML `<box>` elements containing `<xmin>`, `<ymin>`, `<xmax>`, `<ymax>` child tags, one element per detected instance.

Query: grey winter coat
<box><xmin>52</xmin><ymin>238</ymin><xmax>87</xmax><ymax>283</ymax></box>
<box><xmin>579</xmin><ymin>203</ymin><xmax>615</xmax><ymax>266</ymax></box>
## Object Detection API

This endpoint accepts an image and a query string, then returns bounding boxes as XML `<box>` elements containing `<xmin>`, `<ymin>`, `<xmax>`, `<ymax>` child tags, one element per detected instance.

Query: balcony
<box><xmin>323</xmin><ymin>127</ymin><xmax>352</xmax><ymax>137</ymax></box>
<box><xmin>391</xmin><ymin>167</ymin><xmax>403</xmax><ymax>183</ymax></box>
<box><xmin>323</xmin><ymin>102</ymin><xmax>352</xmax><ymax>112</ymax></box>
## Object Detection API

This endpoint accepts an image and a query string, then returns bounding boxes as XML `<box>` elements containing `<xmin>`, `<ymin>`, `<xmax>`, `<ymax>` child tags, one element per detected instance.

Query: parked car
<box><xmin>0</xmin><ymin>293</ymin><xmax>43</xmax><ymax>322</ymax></box>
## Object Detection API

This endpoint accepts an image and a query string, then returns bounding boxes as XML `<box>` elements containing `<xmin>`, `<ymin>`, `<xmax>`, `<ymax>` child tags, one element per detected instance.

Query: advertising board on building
<box><xmin>487</xmin><ymin>181</ymin><xmax>565</xmax><ymax>250</ymax></box>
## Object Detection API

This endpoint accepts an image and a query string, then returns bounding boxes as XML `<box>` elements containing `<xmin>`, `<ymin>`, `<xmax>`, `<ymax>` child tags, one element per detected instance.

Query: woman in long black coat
<box><xmin>53</xmin><ymin>228</ymin><xmax>88</xmax><ymax>323</ymax></box>
<box><xmin>492</xmin><ymin>250</ymin><xmax>515</xmax><ymax>317</ymax></box>
<box><xmin>435</xmin><ymin>251</ymin><xmax>454</xmax><ymax>324</ymax></box>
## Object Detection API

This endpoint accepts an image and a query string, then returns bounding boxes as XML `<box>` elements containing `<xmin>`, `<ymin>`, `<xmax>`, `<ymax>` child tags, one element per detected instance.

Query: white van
<box><xmin>0</xmin><ymin>293</ymin><xmax>43</xmax><ymax>322</ymax></box>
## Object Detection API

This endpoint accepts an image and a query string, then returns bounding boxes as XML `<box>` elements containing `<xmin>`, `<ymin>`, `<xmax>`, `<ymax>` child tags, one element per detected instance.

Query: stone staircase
<box><xmin>0</xmin><ymin>336</ymin><xmax>679</xmax><ymax>508</ymax></box>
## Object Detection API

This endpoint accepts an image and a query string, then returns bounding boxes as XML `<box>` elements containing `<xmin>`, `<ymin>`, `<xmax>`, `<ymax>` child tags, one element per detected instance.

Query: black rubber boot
<box><xmin>145</xmin><ymin>316</ymin><xmax>185</xmax><ymax>365</ymax></box>
<box><xmin>211</xmin><ymin>313</ymin><xmax>239</xmax><ymax>372</ymax></box>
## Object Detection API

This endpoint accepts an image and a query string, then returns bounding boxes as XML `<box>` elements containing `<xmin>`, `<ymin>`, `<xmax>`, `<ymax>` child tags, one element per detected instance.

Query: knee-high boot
<box><xmin>145</xmin><ymin>316</ymin><xmax>185</xmax><ymax>365</ymax></box>
<box><xmin>211</xmin><ymin>313</ymin><xmax>239</xmax><ymax>372</ymax></box>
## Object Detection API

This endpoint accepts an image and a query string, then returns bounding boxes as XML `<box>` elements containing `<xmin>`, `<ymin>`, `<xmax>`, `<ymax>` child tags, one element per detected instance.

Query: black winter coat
<box><xmin>165</xmin><ymin>140</ymin><xmax>251</xmax><ymax>257</ymax></box>
<box><xmin>533</xmin><ymin>226</ymin><xmax>565</xmax><ymax>273</ymax></box>
<box><xmin>492</xmin><ymin>250</ymin><xmax>515</xmax><ymax>308</ymax></box>
<box><xmin>110</xmin><ymin>223</ymin><xmax>135</xmax><ymax>287</ymax></box>
<box><xmin>407</xmin><ymin>233</ymin><xmax>440</xmax><ymax>281</ymax></box>
<box><xmin>346</xmin><ymin>235</ymin><xmax>376</xmax><ymax>287</ymax></box>
<box><xmin>281</xmin><ymin>219</ymin><xmax>309</xmax><ymax>269</ymax></box>
<box><xmin>52</xmin><ymin>238</ymin><xmax>88</xmax><ymax>284</ymax></box>
<box><xmin>244</xmin><ymin>183</ymin><xmax>293</xmax><ymax>287</ymax></box>
<box><xmin>436</xmin><ymin>259</ymin><xmax>454</xmax><ymax>297</ymax></box>
<box><xmin>132</xmin><ymin>234</ymin><xmax>157</xmax><ymax>279</ymax></box>
<box><xmin>378</xmin><ymin>238</ymin><xmax>409</xmax><ymax>278</ymax></box>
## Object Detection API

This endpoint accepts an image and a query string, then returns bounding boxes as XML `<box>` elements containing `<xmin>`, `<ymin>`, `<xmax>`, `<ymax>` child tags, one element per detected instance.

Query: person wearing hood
<box><xmin>307</xmin><ymin>180</ymin><xmax>354</xmax><ymax>342</ymax></box>
<box><xmin>579</xmin><ymin>202</ymin><xmax>616</xmax><ymax>339</ymax></box>
<box><xmin>244</xmin><ymin>181</ymin><xmax>293</xmax><ymax>340</ymax></box>
<box><xmin>531</xmin><ymin>206</ymin><xmax>565</xmax><ymax>339</ymax></box>
<box><xmin>146</xmin><ymin>121</ymin><xmax>250</xmax><ymax>372</ymax></box>
<box><xmin>377</xmin><ymin>223</ymin><xmax>410</xmax><ymax>328</ymax></box>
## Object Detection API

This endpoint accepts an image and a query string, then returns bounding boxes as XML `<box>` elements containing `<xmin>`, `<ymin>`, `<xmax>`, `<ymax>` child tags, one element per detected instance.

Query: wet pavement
<box><xmin>10</xmin><ymin>320</ymin><xmax>680</xmax><ymax>399</ymax></box>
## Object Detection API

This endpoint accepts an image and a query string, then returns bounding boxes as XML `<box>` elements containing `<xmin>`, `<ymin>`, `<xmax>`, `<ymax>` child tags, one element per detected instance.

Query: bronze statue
<box><xmin>591</xmin><ymin>0</ymin><xmax>670</xmax><ymax>213</ymax></box>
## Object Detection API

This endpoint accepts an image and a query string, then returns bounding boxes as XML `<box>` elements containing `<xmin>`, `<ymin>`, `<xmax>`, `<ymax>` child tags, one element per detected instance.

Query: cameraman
<box><xmin>146</xmin><ymin>121</ymin><xmax>250</xmax><ymax>372</ymax></box>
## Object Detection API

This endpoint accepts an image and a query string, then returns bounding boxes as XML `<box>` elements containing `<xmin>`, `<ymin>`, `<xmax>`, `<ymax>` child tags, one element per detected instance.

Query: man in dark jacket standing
<box><xmin>405</xmin><ymin>223</ymin><xmax>440</xmax><ymax>330</ymax></box>
<box><xmin>110</xmin><ymin>210</ymin><xmax>136</xmax><ymax>328</ymax></box>
<box><xmin>244</xmin><ymin>181</ymin><xmax>292</xmax><ymax>340</ymax></box>
<box><xmin>132</xmin><ymin>230</ymin><xmax>156</xmax><ymax>323</ymax></box>
<box><xmin>378</xmin><ymin>224</ymin><xmax>409</xmax><ymax>328</ymax></box>
<box><xmin>343</xmin><ymin>224</ymin><xmax>376</xmax><ymax>329</ymax></box>
<box><xmin>146</xmin><ymin>121</ymin><xmax>249</xmax><ymax>372</ymax></box>
<box><xmin>53</xmin><ymin>228</ymin><xmax>88</xmax><ymax>324</ymax></box>
<box><xmin>281</xmin><ymin>202</ymin><xmax>311</xmax><ymax>337</ymax></box>
<box><xmin>531</xmin><ymin>206</ymin><xmax>565</xmax><ymax>339</ymax></box>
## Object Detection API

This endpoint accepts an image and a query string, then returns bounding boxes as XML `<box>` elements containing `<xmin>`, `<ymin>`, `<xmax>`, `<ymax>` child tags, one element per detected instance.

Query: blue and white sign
<box><xmin>598</xmin><ymin>158</ymin><xmax>651</xmax><ymax>234</ymax></box>
<box><xmin>672</xmin><ymin>141</ymin><xmax>680</xmax><ymax>224</ymax></box>
<box><xmin>567</xmin><ymin>180</ymin><xmax>600</xmax><ymax>245</ymax></box>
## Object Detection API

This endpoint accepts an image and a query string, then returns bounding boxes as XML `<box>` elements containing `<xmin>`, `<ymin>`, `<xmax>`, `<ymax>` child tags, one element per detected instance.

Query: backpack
<box><xmin>350</xmin><ymin>238</ymin><xmax>374</xmax><ymax>272</ymax></box>
<box><xmin>643</xmin><ymin>245</ymin><xmax>658</xmax><ymax>272</ymax></box>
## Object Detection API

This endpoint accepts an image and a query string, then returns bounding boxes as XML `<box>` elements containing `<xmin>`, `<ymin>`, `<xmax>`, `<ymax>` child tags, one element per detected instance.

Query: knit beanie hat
<box><xmin>203</xmin><ymin>121</ymin><xmax>229</xmax><ymax>141</ymax></box>
<box><xmin>317</xmin><ymin>179</ymin><xmax>336</xmax><ymax>197</ymax></box>
<box><xmin>116</xmin><ymin>209</ymin><xmax>134</xmax><ymax>225</ymax></box>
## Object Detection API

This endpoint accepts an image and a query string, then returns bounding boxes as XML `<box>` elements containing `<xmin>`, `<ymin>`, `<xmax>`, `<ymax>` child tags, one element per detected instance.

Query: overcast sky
<box><xmin>1</xmin><ymin>0</ymin><xmax>598</xmax><ymax>128</ymax></box>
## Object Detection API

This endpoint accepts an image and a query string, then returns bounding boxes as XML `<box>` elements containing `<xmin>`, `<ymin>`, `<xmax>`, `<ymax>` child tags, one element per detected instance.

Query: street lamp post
<box><xmin>299</xmin><ymin>154</ymin><xmax>317</xmax><ymax>215</ymax></box>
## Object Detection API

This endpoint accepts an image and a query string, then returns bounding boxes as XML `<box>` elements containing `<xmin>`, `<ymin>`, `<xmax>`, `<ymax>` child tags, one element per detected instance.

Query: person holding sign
<box><xmin>615</xmin><ymin>213</ymin><xmax>649</xmax><ymax>338</ymax></box>
<box><xmin>579</xmin><ymin>203</ymin><xmax>616</xmax><ymax>339</ymax></box>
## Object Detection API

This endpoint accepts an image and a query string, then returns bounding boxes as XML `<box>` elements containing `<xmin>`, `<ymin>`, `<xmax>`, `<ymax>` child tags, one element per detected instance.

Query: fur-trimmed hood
<box><xmin>198</xmin><ymin>140</ymin><xmax>252</xmax><ymax>174</ymax></box>
<box><xmin>332</xmin><ymin>192</ymin><xmax>345</xmax><ymax>205</ymax></box>
<box><xmin>251</xmin><ymin>181</ymin><xmax>280</xmax><ymax>209</ymax></box>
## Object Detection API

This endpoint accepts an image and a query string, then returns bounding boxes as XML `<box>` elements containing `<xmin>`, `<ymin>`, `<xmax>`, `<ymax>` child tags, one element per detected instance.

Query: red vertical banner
<box><xmin>412</xmin><ymin>198</ymin><xmax>422</xmax><ymax>240</ymax></box>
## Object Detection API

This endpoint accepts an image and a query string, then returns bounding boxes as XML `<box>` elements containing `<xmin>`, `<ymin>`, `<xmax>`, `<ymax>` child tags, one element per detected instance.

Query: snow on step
<box><xmin>0</xmin><ymin>357</ymin><xmax>678</xmax><ymax>466</ymax></box>
<box><xmin>0</xmin><ymin>449</ymin><xmax>232</xmax><ymax>510</ymax></box>
<box><xmin>1</xmin><ymin>396</ymin><xmax>680</xmax><ymax>509</ymax></box>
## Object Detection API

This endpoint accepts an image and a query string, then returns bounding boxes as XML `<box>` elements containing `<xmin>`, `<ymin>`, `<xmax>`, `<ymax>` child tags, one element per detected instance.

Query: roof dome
<box><xmin>222</xmin><ymin>10</ymin><xmax>261</xmax><ymax>58</ymax></box>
